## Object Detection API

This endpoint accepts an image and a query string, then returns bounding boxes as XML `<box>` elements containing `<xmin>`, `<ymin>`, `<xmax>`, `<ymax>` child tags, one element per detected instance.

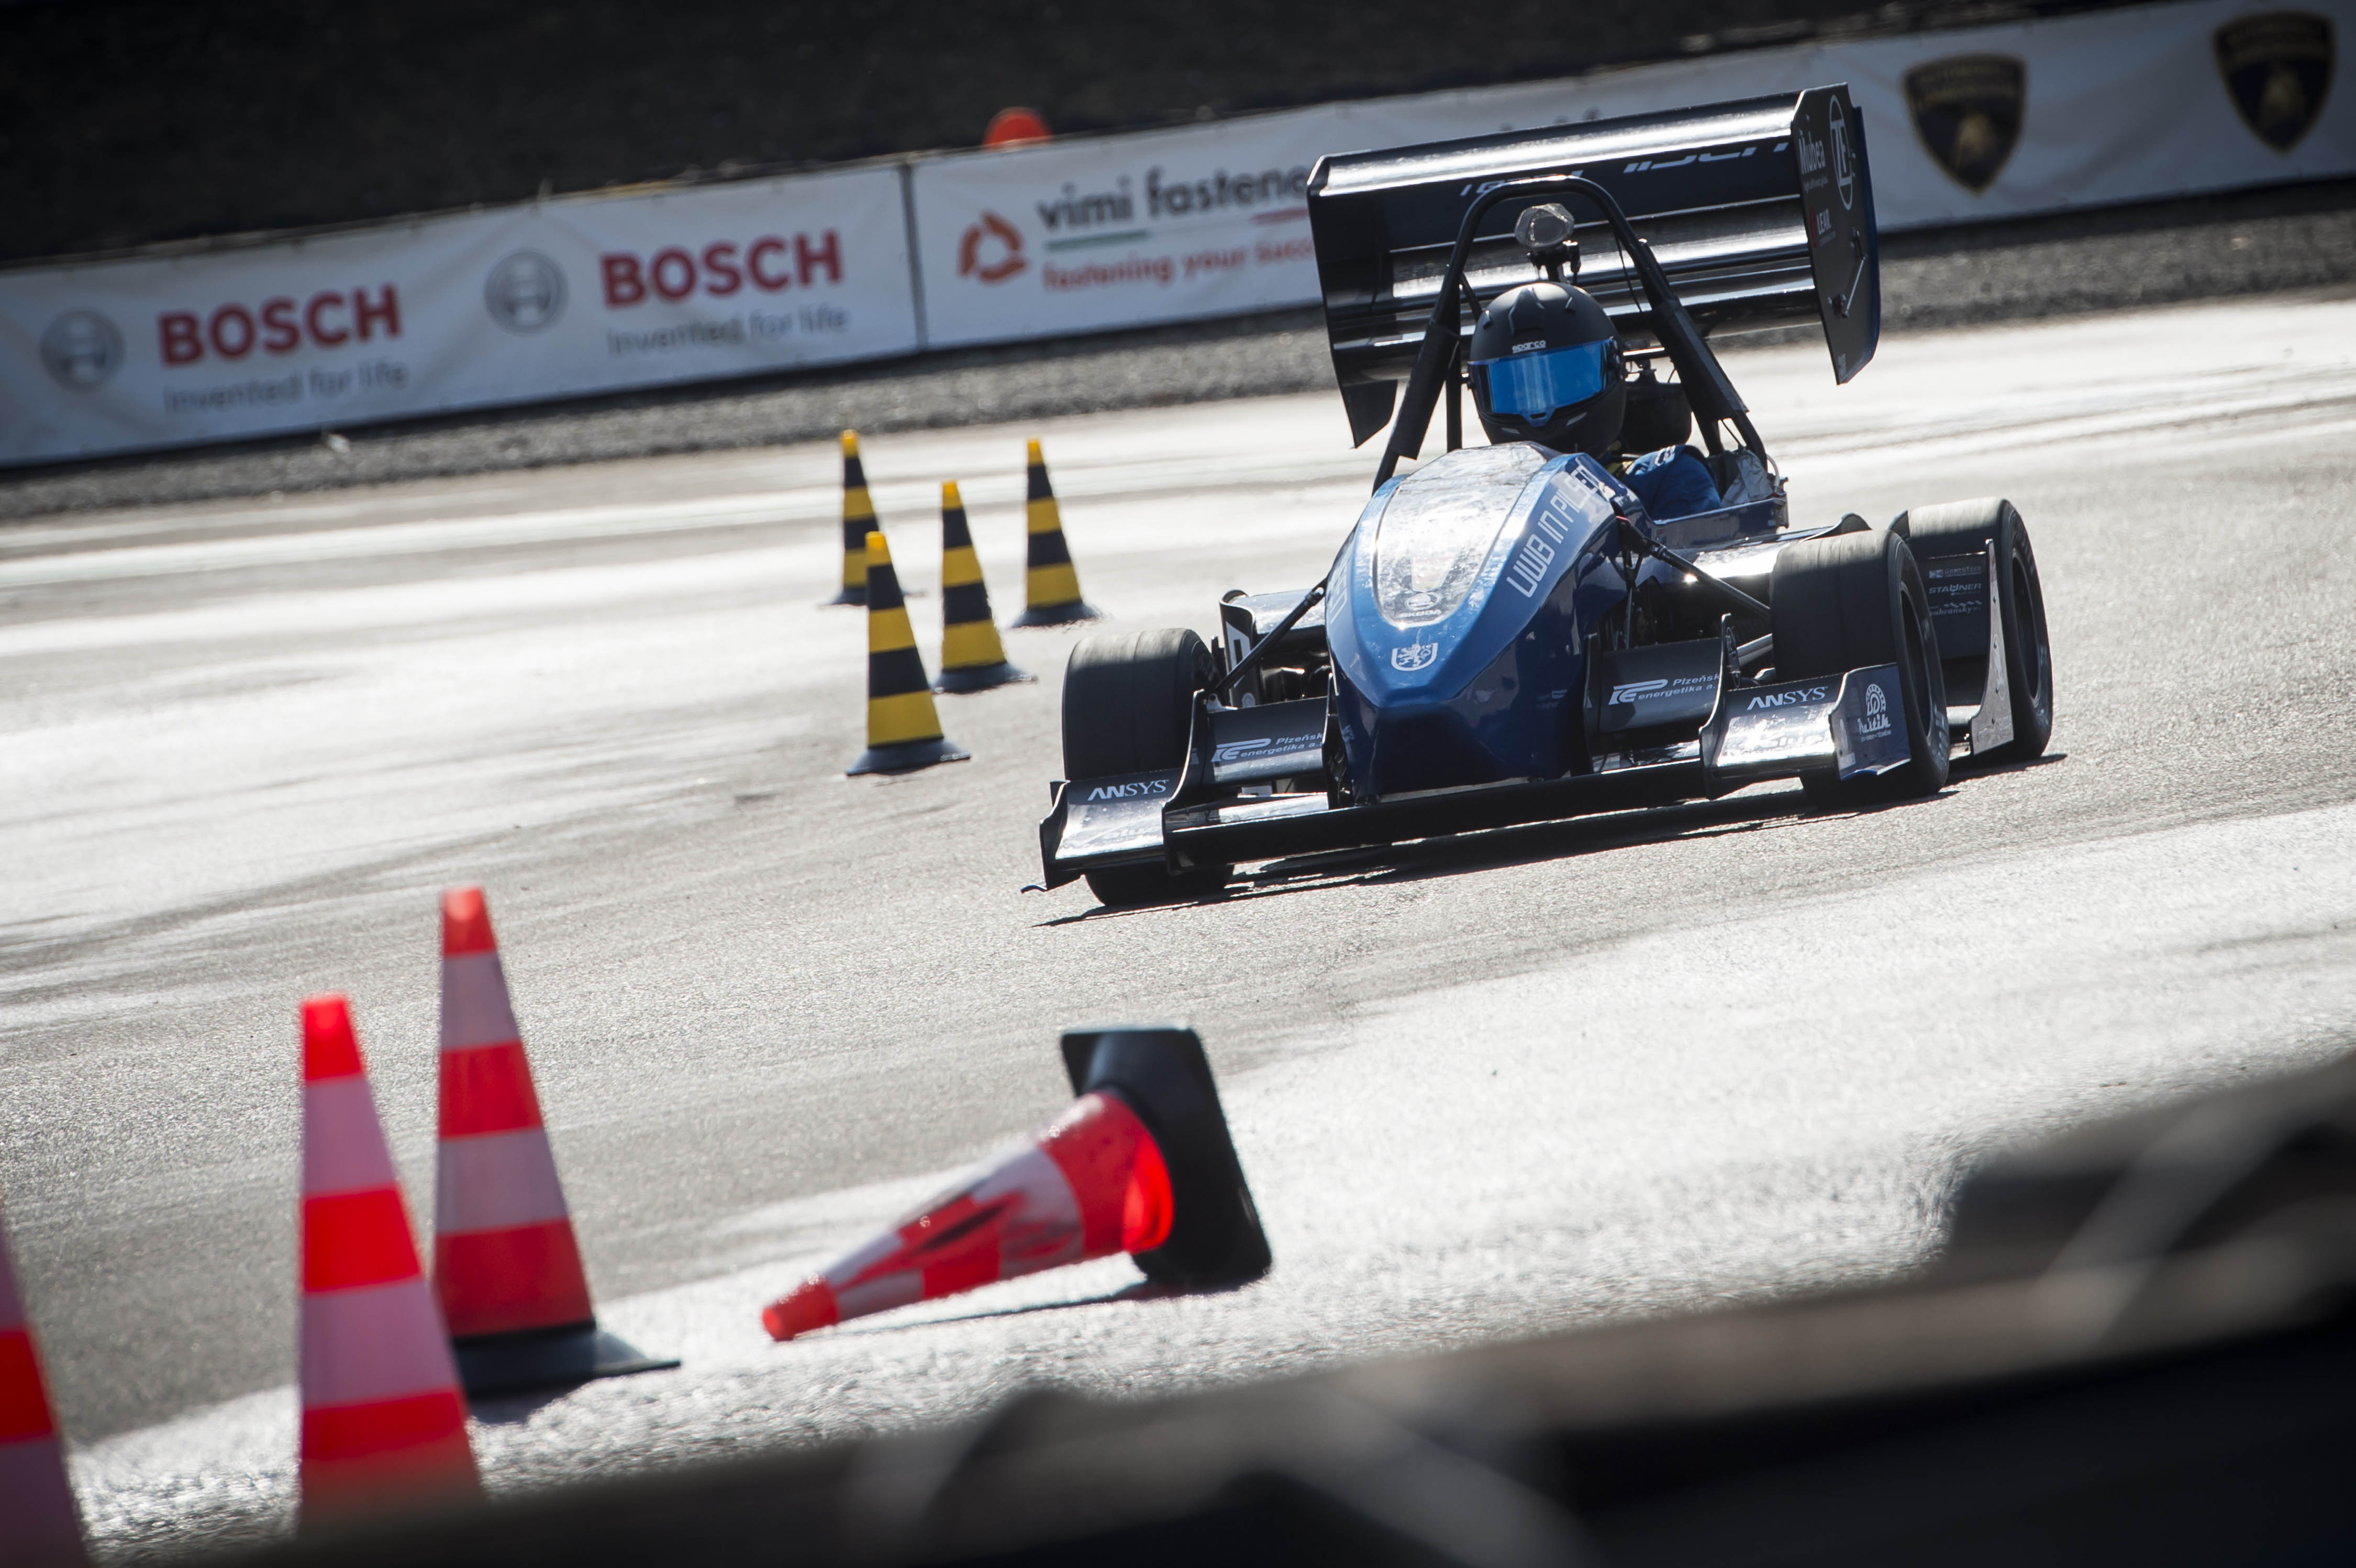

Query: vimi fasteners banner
<box><xmin>908</xmin><ymin>102</ymin><xmax>1438</xmax><ymax>351</ymax></box>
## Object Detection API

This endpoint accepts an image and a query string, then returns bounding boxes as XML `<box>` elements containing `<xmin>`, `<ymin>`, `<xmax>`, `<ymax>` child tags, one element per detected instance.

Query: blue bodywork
<box><xmin>1324</xmin><ymin>447</ymin><xmax>1640</xmax><ymax>799</ymax></box>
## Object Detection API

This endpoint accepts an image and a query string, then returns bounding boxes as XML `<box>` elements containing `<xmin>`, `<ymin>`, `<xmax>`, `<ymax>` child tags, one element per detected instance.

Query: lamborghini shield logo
<box><xmin>1905</xmin><ymin>54</ymin><xmax>2026</xmax><ymax>194</ymax></box>
<box><xmin>2215</xmin><ymin>11</ymin><xmax>2335</xmax><ymax>152</ymax></box>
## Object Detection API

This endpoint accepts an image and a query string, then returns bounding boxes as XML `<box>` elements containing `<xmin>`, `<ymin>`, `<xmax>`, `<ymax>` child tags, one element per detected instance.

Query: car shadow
<box><xmin>1031</xmin><ymin>752</ymin><xmax>2070</xmax><ymax>921</ymax></box>
<box><xmin>468</xmin><ymin>1386</ymin><xmax>582</xmax><ymax>1426</ymax></box>
<box><xmin>824</xmin><ymin>1276</ymin><xmax>1250</xmax><ymax>1338</ymax></box>
<box><xmin>1228</xmin><ymin>788</ymin><xmax>1818</xmax><ymax>899</ymax></box>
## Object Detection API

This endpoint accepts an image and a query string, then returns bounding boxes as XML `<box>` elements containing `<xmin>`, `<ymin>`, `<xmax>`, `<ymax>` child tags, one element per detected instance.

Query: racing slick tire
<box><xmin>1771</xmin><ymin>527</ymin><xmax>1951</xmax><ymax>806</ymax></box>
<box><xmin>1897</xmin><ymin>498</ymin><xmax>2053</xmax><ymax>764</ymax></box>
<box><xmin>1061</xmin><ymin>629</ymin><xmax>1230</xmax><ymax>906</ymax></box>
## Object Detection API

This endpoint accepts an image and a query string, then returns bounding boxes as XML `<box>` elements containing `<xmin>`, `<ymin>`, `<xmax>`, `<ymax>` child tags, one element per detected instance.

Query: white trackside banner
<box><xmin>0</xmin><ymin>165</ymin><xmax>916</xmax><ymax>466</ymax></box>
<box><xmin>1375</xmin><ymin>0</ymin><xmax>2353</xmax><ymax>230</ymax></box>
<box><xmin>1</xmin><ymin>0</ymin><xmax>2347</xmax><ymax>465</ymax></box>
<box><xmin>908</xmin><ymin>103</ymin><xmax>1433</xmax><ymax>351</ymax></box>
<box><xmin>914</xmin><ymin>0</ymin><xmax>2349</xmax><ymax>349</ymax></box>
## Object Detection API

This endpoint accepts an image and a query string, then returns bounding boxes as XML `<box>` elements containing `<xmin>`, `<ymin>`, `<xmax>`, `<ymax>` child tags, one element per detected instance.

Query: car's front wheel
<box><xmin>1899</xmin><ymin>497</ymin><xmax>2053</xmax><ymax>764</ymax></box>
<box><xmin>1770</xmin><ymin>526</ymin><xmax>1951</xmax><ymax>806</ymax></box>
<box><xmin>1062</xmin><ymin>628</ymin><xmax>1230</xmax><ymax>906</ymax></box>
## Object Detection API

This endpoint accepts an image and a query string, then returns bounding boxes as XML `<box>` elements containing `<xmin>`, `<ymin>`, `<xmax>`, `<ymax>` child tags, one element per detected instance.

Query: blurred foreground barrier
<box><xmin>225</xmin><ymin>1046</ymin><xmax>2356</xmax><ymax>1565</ymax></box>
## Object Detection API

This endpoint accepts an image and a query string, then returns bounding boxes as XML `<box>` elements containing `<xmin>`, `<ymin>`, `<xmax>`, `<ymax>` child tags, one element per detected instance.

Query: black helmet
<box><xmin>1467</xmin><ymin>282</ymin><xmax>1625</xmax><ymax>457</ymax></box>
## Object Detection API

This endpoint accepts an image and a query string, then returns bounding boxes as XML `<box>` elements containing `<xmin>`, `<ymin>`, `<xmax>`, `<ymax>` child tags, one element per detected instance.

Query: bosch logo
<box><xmin>959</xmin><ymin>211</ymin><xmax>1027</xmax><ymax>284</ymax></box>
<box><xmin>40</xmin><ymin>310</ymin><xmax>123</xmax><ymax>390</ymax></box>
<box><xmin>156</xmin><ymin>285</ymin><xmax>401</xmax><ymax>366</ymax></box>
<box><xmin>600</xmin><ymin>232</ymin><xmax>841</xmax><ymax>308</ymax></box>
<box><xmin>1392</xmin><ymin>642</ymin><xmax>1439</xmax><ymax>672</ymax></box>
<box><xmin>484</xmin><ymin>251</ymin><xmax>566</xmax><ymax>333</ymax></box>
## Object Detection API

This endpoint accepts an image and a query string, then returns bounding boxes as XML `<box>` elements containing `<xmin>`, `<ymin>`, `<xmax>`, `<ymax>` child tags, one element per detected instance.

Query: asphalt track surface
<box><xmin>5</xmin><ymin>292</ymin><xmax>2356</xmax><ymax>1558</ymax></box>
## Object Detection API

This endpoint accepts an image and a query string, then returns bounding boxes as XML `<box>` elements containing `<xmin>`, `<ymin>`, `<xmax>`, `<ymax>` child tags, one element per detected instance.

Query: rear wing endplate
<box><xmin>1306</xmin><ymin>86</ymin><xmax>1880</xmax><ymax>446</ymax></box>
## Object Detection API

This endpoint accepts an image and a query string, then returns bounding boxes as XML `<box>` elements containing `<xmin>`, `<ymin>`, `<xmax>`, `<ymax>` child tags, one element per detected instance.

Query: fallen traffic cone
<box><xmin>828</xmin><ymin>430</ymin><xmax>879</xmax><ymax>606</ymax></box>
<box><xmin>298</xmin><ymin>995</ymin><xmax>479</xmax><ymax>1527</ymax></box>
<box><xmin>0</xmin><ymin>1190</ymin><xmax>85</xmax><ymax>1568</ymax></box>
<box><xmin>933</xmin><ymin>481</ymin><xmax>1032</xmax><ymax>694</ymax></box>
<box><xmin>848</xmin><ymin>529</ymin><xmax>970</xmax><ymax>775</ymax></box>
<box><xmin>763</xmin><ymin>1027</ymin><xmax>1268</xmax><ymax>1341</ymax></box>
<box><xmin>434</xmin><ymin>888</ymin><xmax>677</xmax><ymax>1398</ymax></box>
<box><xmin>1012</xmin><ymin>439</ymin><xmax>1102</xmax><ymax>626</ymax></box>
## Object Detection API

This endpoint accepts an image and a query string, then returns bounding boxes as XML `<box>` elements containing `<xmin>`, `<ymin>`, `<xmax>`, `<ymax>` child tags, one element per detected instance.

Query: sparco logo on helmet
<box><xmin>484</xmin><ymin>252</ymin><xmax>566</xmax><ymax>332</ymax></box>
<box><xmin>40</xmin><ymin>310</ymin><xmax>123</xmax><ymax>390</ymax></box>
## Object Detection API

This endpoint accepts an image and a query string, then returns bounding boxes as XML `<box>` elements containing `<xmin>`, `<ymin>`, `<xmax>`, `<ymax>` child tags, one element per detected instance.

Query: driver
<box><xmin>1467</xmin><ymin>280</ymin><xmax>1720</xmax><ymax>521</ymax></box>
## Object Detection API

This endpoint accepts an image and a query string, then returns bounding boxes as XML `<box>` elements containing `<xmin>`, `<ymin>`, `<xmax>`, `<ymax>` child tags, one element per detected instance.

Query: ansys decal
<box><xmin>2216</xmin><ymin>12</ymin><xmax>2335</xmax><ymax>152</ymax></box>
<box><xmin>1905</xmin><ymin>54</ymin><xmax>2027</xmax><ymax>194</ymax></box>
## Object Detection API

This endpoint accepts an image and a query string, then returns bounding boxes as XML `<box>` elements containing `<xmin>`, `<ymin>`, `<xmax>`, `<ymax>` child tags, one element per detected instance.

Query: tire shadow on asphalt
<box><xmin>1030</xmin><ymin>752</ymin><xmax>2068</xmax><ymax>923</ymax></box>
<box><xmin>823</xmin><ymin>1277</ymin><xmax>1251</xmax><ymax>1338</ymax></box>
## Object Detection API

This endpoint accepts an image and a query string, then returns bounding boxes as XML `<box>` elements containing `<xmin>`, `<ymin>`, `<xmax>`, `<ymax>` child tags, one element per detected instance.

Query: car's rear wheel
<box><xmin>1062</xmin><ymin>628</ymin><xmax>1229</xmax><ymax>906</ymax></box>
<box><xmin>1898</xmin><ymin>498</ymin><xmax>2052</xmax><ymax>763</ymax></box>
<box><xmin>1771</xmin><ymin>527</ymin><xmax>1951</xmax><ymax>806</ymax></box>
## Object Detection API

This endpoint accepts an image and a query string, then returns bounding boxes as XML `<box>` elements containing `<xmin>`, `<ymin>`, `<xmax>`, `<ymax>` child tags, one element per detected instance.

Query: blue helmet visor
<box><xmin>1471</xmin><ymin>340</ymin><xmax>1613</xmax><ymax>421</ymax></box>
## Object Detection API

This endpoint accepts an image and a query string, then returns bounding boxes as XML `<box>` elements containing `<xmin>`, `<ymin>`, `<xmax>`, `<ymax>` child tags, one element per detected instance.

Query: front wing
<box><xmin>1038</xmin><ymin>660</ymin><xmax>1906</xmax><ymax>889</ymax></box>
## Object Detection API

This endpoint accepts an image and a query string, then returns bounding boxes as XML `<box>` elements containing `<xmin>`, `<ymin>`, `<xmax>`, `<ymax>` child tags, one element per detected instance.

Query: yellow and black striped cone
<box><xmin>827</xmin><ymin>430</ymin><xmax>877</xmax><ymax>606</ymax></box>
<box><xmin>1012</xmin><ymin>439</ymin><xmax>1102</xmax><ymax>626</ymax></box>
<box><xmin>848</xmin><ymin>529</ymin><xmax>970</xmax><ymax>775</ymax></box>
<box><xmin>933</xmin><ymin>481</ymin><xmax>1034</xmax><ymax>694</ymax></box>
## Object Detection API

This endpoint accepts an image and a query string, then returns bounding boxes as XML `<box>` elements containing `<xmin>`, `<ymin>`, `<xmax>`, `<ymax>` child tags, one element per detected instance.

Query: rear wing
<box><xmin>1306</xmin><ymin>86</ymin><xmax>1880</xmax><ymax>446</ymax></box>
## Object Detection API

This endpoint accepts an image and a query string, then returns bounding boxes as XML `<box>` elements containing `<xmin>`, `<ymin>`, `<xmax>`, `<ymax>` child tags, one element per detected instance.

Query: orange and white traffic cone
<box><xmin>763</xmin><ymin>1028</ymin><xmax>1268</xmax><ymax>1341</ymax></box>
<box><xmin>434</xmin><ymin>888</ymin><xmax>675</xmax><ymax>1398</ymax></box>
<box><xmin>0</xmin><ymin>1191</ymin><xmax>85</xmax><ymax>1568</ymax></box>
<box><xmin>298</xmin><ymin>995</ymin><xmax>479</xmax><ymax>1527</ymax></box>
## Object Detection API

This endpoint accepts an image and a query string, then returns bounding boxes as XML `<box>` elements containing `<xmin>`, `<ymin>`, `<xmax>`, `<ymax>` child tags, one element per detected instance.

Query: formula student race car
<box><xmin>1039</xmin><ymin>86</ymin><xmax>2053</xmax><ymax>905</ymax></box>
